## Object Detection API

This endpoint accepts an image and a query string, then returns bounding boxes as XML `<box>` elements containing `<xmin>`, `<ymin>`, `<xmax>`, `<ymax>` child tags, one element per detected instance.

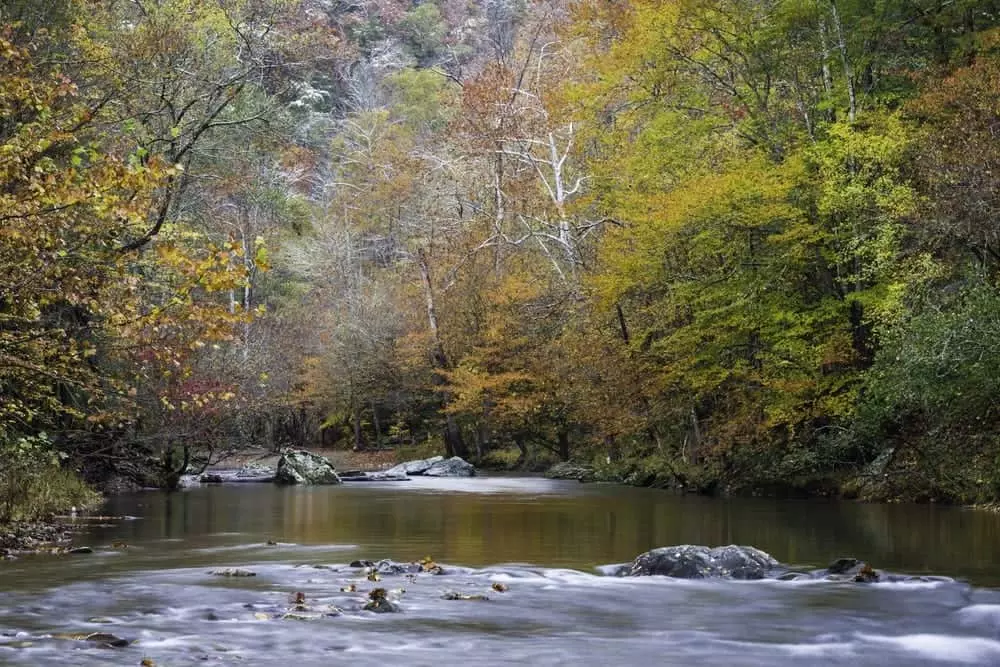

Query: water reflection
<box><xmin>65</xmin><ymin>477</ymin><xmax>1000</xmax><ymax>586</ymax></box>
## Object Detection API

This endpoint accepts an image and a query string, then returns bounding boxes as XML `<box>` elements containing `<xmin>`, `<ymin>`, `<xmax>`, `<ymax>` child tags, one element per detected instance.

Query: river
<box><xmin>3</xmin><ymin>476</ymin><xmax>1000</xmax><ymax>665</ymax></box>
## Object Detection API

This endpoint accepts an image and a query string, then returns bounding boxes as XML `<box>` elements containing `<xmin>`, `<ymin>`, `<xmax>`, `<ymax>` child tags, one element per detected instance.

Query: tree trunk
<box><xmin>371</xmin><ymin>400</ymin><xmax>382</xmax><ymax>447</ymax></box>
<box><xmin>418</xmin><ymin>248</ymin><xmax>468</xmax><ymax>458</ymax></box>
<box><xmin>557</xmin><ymin>429</ymin><xmax>570</xmax><ymax>462</ymax></box>
<box><xmin>353</xmin><ymin>402</ymin><xmax>363</xmax><ymax>451</ymax></box>
<box><xmin>604</xmin><ymin>435</ymin><xmax>620</xmax><ymax>464</ymax></box>
<box><xmin>689</xmin><ymin>407</ymin><xmax>702</xmax><ymax>465</ymax></box>
<box><xmin>514</xmin><ymin>435</ymin><xmax>528</xmax><ymax>468</ymax></box>
<box><xmin>162</xmin><ymin>443</ymin><xmax>190</xmax><ymax>492</ymax></box>
<box><xmin>616</xmin><ymin>303</ymin><xmax>630</xmax><ymax>344</ymax></box>
<box><xmin>829</xmin><ymin>0</ymin><xmax>857</xmax><ymax>122</ymax></box>
<box><xmin>444</xmin><ymin>416</ymin><xmax>467</xmax><ymax>458</ymax></box>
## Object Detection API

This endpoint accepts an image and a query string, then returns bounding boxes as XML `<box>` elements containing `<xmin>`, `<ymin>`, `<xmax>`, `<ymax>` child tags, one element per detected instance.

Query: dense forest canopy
<box><xmin>3</xmin><ymin>0</ymin><xmax>1000</xmax><ymax>514</ymax></box>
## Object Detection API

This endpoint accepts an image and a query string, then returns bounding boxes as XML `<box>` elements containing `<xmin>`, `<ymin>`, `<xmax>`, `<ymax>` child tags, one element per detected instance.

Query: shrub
<box><xmin>0</xmin><ymin>433</ymin><xmax>100</xmax><ymax>523</ymax></box>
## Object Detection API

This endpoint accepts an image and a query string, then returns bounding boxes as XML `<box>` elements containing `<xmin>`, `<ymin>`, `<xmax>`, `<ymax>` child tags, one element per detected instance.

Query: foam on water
<box><xmin>856</xmin><ymin>633</ymin><xmax>1000</xmax><ymax>664</ymax></box>
<box><xmin>958</xmin><ymin>604</ymin><xmax>1000</xmax><ymax>630</ymax></box>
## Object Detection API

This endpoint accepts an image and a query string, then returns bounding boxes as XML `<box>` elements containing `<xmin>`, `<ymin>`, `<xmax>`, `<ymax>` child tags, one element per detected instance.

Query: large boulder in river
<box><xmin>620</xmin><ymin>544</ymin><xmax>780</xmax><ymax>579</ymax></box>
<box><xmin>274</xmin><ymin>450</ymin><xmax>342</xmax><ymax>485</ymax></box>
<box><xmin>423</xmin><ymin>456</ymin><xmax>476</xmax><ymax>477</ymax></box>
<box><xmin>383</xmin><ymin>456</ymin><xmax>445</xmax><ymax>477</ymax></box>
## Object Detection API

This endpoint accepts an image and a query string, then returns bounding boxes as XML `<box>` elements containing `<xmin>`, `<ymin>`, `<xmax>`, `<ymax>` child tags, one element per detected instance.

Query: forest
<box><xmin>3</xmin><ymin>0</ymin><xmax>1000</xmax><ymax>519</ymax></box>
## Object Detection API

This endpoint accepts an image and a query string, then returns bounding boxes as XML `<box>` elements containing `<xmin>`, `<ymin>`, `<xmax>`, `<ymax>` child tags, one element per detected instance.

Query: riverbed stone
<box><xmin>441</xmin><ymin>591</ymin><xmax>490</xmax><ymax>601</ymax></box>
<box><xmin>423</xmin><ymin>456</ymin><xmax>476</xmax><ymax>477</ymax></box>
<box><xmin>824</xmin><ymin>557</ymin><xmax>881</xmax><ymax>582</ymax></box>
<box><xmin>362</xmin><ymin>598</ymin><xmax>400</xmax><ymax>613</ymax></box>
<box><xmin>53</xmin><ymin>632</ymin><xmax>130</xmax><ymax>648</ymax></box>
<box><xmin>374</xmin><ymin>559</ymin><xmax>422</xmax><ymax>575</ymax></box>
<box><xmin>274</xmin><ymin>450</ymin><xmax>342</xmax><ymax>485</ymax></box>
<box><xmin>212</xmin><ymin>568</ymin><xmax>256</xmax><ymax>577</ymax></box>
<box><xmin>621</xmin><ymin>544</ymin><xmax>780</xmax><ymax>579</ymax></box>
<box><xmin>826</xmin><ymin>557</ymin><xmax>860</xmax><ymax>574</ymax></box>
<box><xmin>363</xmin><ymin>588</ymin><xmax>400</xmax><ymax>613</ymax></box>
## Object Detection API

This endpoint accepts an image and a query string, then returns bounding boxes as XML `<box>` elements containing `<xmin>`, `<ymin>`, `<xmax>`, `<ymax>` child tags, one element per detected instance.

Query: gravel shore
<box><xmin>0</xmin><ymin>520</ymin><xmax>79</xmax><ymax>560</ymax></box>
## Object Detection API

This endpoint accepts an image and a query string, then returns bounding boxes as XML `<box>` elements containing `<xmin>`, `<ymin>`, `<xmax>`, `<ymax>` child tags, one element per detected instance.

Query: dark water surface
<box><xmin>3</xmin><ymin>477</ymin><xmax>1000</xmax><ymax>665</ymax></box>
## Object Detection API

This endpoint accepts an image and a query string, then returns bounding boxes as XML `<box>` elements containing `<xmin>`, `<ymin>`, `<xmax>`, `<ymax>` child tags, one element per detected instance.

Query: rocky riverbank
<box><xmin>544</xmin><ymin>458</ymin><xmax>856</xmax><ymax>500</ymax></box>
<box><xmin>0</xmin><ymin>520</ymin><xmax>79</xmax><ymax>560</ymax></box>
<box><xmin>184</xmin><ymin>451</ymin><xmax>478</xmax><ymax>487</ymax></box>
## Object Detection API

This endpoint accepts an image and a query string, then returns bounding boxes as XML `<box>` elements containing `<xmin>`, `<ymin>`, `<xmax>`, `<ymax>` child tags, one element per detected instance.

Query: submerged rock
<box><xmin>363</xmin><ymin>588</ymin><xmax>400</xmax><ymax>613</ymax></box>
<box><xmin>441</xmin><ymin>591</ymin><xmax>489</xmax><ymax>601</ymax></box>
<box><xmin>825</xmin><ymin>557</ymin><xmax>881</xmax><ymax>583</ymax></box>
<box><xmin>362</xmin><ymin>598</ymin><xmax>400</xmax><ymax>613</ymax></box>
<box><xmin>373</xmin><ymin>559</ymin><xmax>422</xmax><ymax>575</ymax></box>
<box><xmin>826</xmin><ymin>557</ymin><xmax>860</xmax><ymax>574</ymax></box>
<box><xmin>423</xmin><ymin>456</ymin><xmax>476</xmax><ymax>477</ymax></box>
<box><xmin>620</xmin><ymin>544</ymin><xmax>780</xmax><ymax>579</ymax></box>
<box><xmin>274</xmin><ymin>450</ymin><xmax>342</xmax><ymax>485</ymax></box>
<box><xmin>615</xmin><ymin>546</ymin><xmax>898</xmax><ymax>584</ymax></box>
<box><xmin>347</xmin><ymin>557</ymin><xmax>446</xmax><ymax>576</ymax></box>
<box><xmin>212</xmin><ymin>568</ymin><xmax>256</xmax><ymax>577</ymax></box>
<box><xmin>52</xmin><ymin>632</ymin><xmax>130</xmax><ymax>648</ymax></box>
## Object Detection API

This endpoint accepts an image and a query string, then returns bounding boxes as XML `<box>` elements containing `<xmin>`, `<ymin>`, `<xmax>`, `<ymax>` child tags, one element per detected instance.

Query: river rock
<box><xmin>374</xmin><ymin>559</ymin><xmax>422</xmax><ymax>575</ymax></box>
<box><xmin>423</xmin><ymin>456</ymin><xmax>476</xmax><ymax>477</ymax></box>
<box><xmin>53</xmin><ymin>632</ymin><xmax>130</xmax><ymax>648</ymax></box>
<box><xmin>363</xmin><ymin>598</ymin><xmax>400</xmax><ymax>613</ymax></box>
<box><xmin>212</xmin><ymin>568</ymin><xmax>256</xmax><ymax>577</ymax></box>
<box><xmin>545</xmin><ymin>462</ymin><xmax>596</xmax><ymax>482</ymax></box>
<box><xmin>200</xmin><ymin>473</ymin><xmax>224</xmax><ymax>484</ymax></box>
<box><xmin>441</xmin><ymin>591</ymin><xmax>490</xmax><ymax>601</ymax></box>
<box><xmin>177</xmin><ymin>474</ymin><xmax>201</xmax><ymax>488</ymax></box>
<box><xmin>274</xmin><ymin>450</ymin><xmax>342</xmax><ymax>485</ymax></box>
<box><xmin>363</xmin><ymin>588</ymin><xmax>400</xmax><ymax>613</ymax></box>
<box><xmin>339</xmin><ymin>471</ymin><xmax>409</xmax><ymax>482</ymax></box>
<box><xmin>620</xmin><ymin>544</ymin><xmax>780</xmax><ymax>579</ymax></box>
<box><xmin>825</xmin><ymin>557</ymin><xmax>881</xmax><ymax>583</ymax></box>
<box><xmin>383</xmin><ymin>456</ymin><xmax>445</xmax><ymax>477</ymax></box>
<box><xmin>236</xmin><ymin>463</ymin><xmax>276</xmax><ymax>480</ymax></box>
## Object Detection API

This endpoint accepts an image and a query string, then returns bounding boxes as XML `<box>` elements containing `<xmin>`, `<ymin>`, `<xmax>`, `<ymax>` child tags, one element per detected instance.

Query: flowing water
<box><xmin>4</xmin><ymin>477</ymin><xmax>1000</xmax><ymax>666</ymax></box>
